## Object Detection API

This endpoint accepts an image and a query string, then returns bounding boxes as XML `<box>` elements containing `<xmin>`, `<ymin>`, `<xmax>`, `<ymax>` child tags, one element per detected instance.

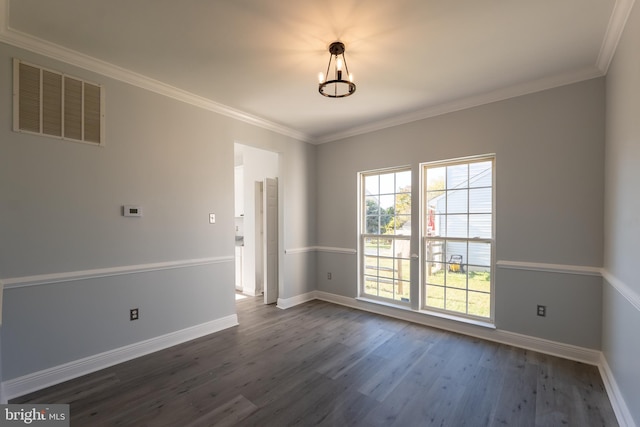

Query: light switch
<box><xmin>209</xmin><ymin>213</ymin><xmax>216</xmax><ymax>224</ymax></box>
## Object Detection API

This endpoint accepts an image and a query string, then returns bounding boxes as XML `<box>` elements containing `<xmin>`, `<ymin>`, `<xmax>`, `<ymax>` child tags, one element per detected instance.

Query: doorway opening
<box><xmin>234</xmin><ymin>143</ymin><xmax>280</xmax><ymax>304</ymax></box>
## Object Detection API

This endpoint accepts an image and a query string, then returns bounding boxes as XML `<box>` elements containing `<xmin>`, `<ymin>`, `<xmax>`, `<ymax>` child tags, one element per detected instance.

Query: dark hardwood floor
<box><xmin>13</xmin><ymin>295</ymin><xmax>618</xmax><ymax>426</ymax></box>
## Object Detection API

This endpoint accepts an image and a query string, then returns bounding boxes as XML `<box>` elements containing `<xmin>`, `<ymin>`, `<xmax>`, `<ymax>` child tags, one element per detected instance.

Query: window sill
<box><xmin>355</xmin><ymin>296</ymin><xmax>495</xmax><ymax>330</ymax></box>
<box><xmin>417</xmin><ymin>308</ymin><xmax>496</xmax><ymax>329</ymax></box>
<box><xmin>356</xmin><ymin>296</ymin><xmax>411</xmax><ymax>311</ymax></box>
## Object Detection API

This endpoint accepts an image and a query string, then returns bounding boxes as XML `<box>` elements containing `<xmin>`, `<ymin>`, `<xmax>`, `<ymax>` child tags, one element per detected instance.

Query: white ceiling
<box><xmin>1</xmin><ymin>0</ymin><xmax>630</xmax><ymax>143</ymax></box>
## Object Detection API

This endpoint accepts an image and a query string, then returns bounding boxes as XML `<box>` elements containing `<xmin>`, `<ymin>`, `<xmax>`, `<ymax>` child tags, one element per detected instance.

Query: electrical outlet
<box><xmin>327</xmin><ymin>272</ymin><xmax>332</xmax><ymax>280</ymax></box>
<box><xmin>537</xmin><ymin>305</ymin><xmax>546</xmax><ymax>317</ymax></box>
<box><xmin>130</xmin><ymin>308</ymin><xmax>139</xmax><ymax>321</ymax></box>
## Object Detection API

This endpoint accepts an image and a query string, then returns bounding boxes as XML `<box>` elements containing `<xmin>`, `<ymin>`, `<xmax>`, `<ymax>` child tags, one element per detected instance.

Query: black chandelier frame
<box><xmin>319</xmin><ymin>41</ymin><xmax>356</xmax><ymax>98</ymax></box>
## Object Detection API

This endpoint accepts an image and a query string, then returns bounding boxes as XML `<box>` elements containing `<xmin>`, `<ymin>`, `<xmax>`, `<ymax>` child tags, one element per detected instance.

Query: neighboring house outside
<box><xmin>427</xmin><ymin>165</ymin><xmax>492</xmax><ymax>273</ymax></box>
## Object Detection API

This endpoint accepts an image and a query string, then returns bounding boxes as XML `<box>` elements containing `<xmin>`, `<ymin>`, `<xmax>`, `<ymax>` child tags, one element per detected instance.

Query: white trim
<box><xmin>494</xmin><ymin>329</ymin><xmax>601</xmax><ymax>366</ymax></box>
<box><xmin>284</xmin><ymin>246</ymin><xmax>357</xmax><ymax>255</ymax></box>
<box><xmin>315</xmin><ymin>246</ymin><xmax>357</xmax><ymax>254</ymax></box>
<box><xmin>597</xmin><ymin>0</ymin><xmax>636</xmax><ymax>73</ymax></box>
<box><xmin>314</xmin><ymin>291</ymin><xmax>601</xmax><ymax>365</ymax></box>
<box><xmin>276</xmin><ymin>292</ymin><xmax>317</xmax><ymax>310</ymax></box>
<box><xmin>2</xmin><ymin>0</ymin><xmax>628</xmax><ymax>146</ymax></box>
<box><xmin>0</xmin><ymin>16</ymin><xmax>309</xmax><ymax>143</ymax></box>
<box><xmin>12</xmin><ymin>54</ymin><xmax>19</xmax><ymax>132</ymax></box>
<box><xmin>360</xmin><ymin>296</ymin><xmax>496</xmax><ymax>329</ymax></box>
<box><xmin>1</xmin><ymin>314</ymin><xmax>238</xmax><ymax>402</ymax></box>
<box><xmin>602</xmin><ymin>269</ymin><xmax>640</xmax><ymax>313</ymax></box>
<box><xmin>599</xmin><ymin>353</ymin><xmax>637</xmax><ymax>427</ymax></box>
<box><xmin>284</xmin><ymin>247</ymin><xmax>317</xmax><ymax>255</ymax></box>
<box><xmin>242</xmin><ymin>288</ymin><xmax>261</xmax><ymax>297</ymax></box>
<box><xmin>314</xmin><ymin>66</ymin><xmax>603</xmax><ymax>144</ymax></box>
<box><xmin>496</xmin><ymin>260</ymin><xmax>602</xmax><ymax>276</ymax></box>
<box><xmin>1</xmin><ymin>257</ymin><xmax>234</xmax><ymax>289</ymax></box>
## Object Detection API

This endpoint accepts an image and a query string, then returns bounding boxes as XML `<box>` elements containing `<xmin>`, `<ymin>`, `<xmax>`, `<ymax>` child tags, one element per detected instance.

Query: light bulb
<box><xmin>318</xmin><ymin>72</ymin><xmax>324</xmax><ymax>83</ymax></box>
<box><xmin>349</xmin><ymin>73</ymin><xmax>354</xmax><ymax>82</ymax></box>
<box><xmin>336</xmin><ymin>58</ymin><xmax>343</xmax><ymax>71</ymax></box>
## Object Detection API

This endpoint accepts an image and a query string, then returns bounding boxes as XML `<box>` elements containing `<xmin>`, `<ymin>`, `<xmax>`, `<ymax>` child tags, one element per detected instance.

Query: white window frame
<box><xmin>421</xmin><ymin>155</ymin><xmax>495</xmax><ymax>323</ymax></box>
<box><xmin>358</xmin><ymin>166</ymin><xmax>412</xmax><ymax>306</ymax></box>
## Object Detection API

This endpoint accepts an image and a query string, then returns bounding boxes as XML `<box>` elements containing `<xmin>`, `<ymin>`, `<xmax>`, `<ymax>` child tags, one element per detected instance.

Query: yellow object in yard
<box><xmin>448</xmin><ymin>255</ymin><xmax>464</xmax><ymax>272</ymax></box>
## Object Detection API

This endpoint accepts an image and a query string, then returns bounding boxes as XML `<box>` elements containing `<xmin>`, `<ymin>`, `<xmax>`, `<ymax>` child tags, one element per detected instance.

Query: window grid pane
<box><xmin>423</xmin><ymin>157</ymin><xmax>493</xmax><ymax>320</ymax></box>
<box><xmin>362</xmin><ymin>236</ymin><xmax>411</xmax><ymax>302</ymax></box>
<box><xmin>361</xmin><ymin>168</ymin><xmax>411</xmax><ymax>304</ymax></box>
<box><xmin>360</xmin><ymin>158</ymin><xmax>493</xmax><ymax>320</ymax></box>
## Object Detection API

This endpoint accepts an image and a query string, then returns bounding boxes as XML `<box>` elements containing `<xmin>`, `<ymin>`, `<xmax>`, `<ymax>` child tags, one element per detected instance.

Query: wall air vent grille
<box><xmin>13</xmin><ymin>59</ymin><xmax>105</xmax><ymax>145</ymax></box>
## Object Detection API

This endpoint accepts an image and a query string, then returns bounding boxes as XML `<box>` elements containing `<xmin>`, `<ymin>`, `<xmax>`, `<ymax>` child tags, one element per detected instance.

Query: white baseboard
<box><xmin>276</xmin><ymin>292</ymin><xmax>317</xmax><ymax>310</ymax></box>
<box><xmin>314</xmin><ymin>291</ymin><xmax>601</xmax><ymax>365</ymax></box>
<box><xmin>3</xmin><ymin>291</ymin><xmax>630</xmax><ymax>427</ymax></box>
<box><xmin>599</xmin><ymin>353</ymin><xmax>636</xmax><ymax>427</ymax></box>
<box><xmin>1</xmin><ymin>314</ymin><xmax>238</xmax><ymax>403</ymax></box>
<box><xmin>314</xmin><ymin>291</ymin><xmax>637</xmax><ymax>424</ymax></box>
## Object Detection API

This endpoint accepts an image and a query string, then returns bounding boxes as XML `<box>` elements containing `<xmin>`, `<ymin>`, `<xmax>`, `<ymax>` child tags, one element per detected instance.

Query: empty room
<box><xmin>0</xmin><ymin>1</ymin><xmax>638</xmax><ymax>425</ymax></box>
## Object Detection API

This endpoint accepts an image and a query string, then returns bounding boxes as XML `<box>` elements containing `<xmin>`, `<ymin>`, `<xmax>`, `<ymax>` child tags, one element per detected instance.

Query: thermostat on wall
<box><xmin>123</xmin><ymin>205</ymin><xmax>143</xmax><ymax>217</ymax></box>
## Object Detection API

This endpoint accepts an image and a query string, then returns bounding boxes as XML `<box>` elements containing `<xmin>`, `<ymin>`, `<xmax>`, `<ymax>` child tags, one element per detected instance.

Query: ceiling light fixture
<box><xmin>318</xmin><ymin>41</ymin><xmax>356</xmax><ymax>98</ymax></box>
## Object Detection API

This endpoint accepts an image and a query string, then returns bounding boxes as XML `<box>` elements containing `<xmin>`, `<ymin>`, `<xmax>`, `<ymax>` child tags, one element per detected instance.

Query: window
<box><xmin>357</xmin><ymin>156</ymin><xmax>494</xmax><ymax>324</ymax></box>
<box><xmin>13</xmin><ymin>59</ymin><xmax>104</xmax><ymax>145</ymax></box>
<box><xmin>360</xmin><ymin>168</ymin><xmax>411</xmax><ymax>304</ymax></box>
<box><xmin>423</xmin><ymin>157</ymin><xmax>494</xmax><ymax>320</ymax></box>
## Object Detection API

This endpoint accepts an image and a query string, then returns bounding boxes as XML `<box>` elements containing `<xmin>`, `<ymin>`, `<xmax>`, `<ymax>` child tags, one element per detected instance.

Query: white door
<box><xmin>255</xmin><ymin>181</ymin><xmax>264</xmax><ymax>295</ymax></box>
<box><xmin>263</xmin><ymin>177</ymin><xmax>278</xmax><ymax>304</ymax></box>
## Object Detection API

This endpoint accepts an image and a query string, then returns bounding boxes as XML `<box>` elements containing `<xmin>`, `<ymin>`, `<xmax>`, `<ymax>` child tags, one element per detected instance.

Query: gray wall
<box><xmin>5</xmin><ymin>20</ymin><xmax>637</xmax><ymax>416</ymax></box>
<box><xmin>280</xmin><ymin>139</ymin><xmax>318</xmax><ymax>299</ymax></box>
<box><xmin>604</xmin><ymin>1</ymin><xmax>640</xmax><ymax>424</ymax></box>
<box><xmin>0</xmin><ymin>42</ymin><xmax>316</xmax><ymax>381</ymax></box>
<box><xmin>316</xmin><ymin>78</ymin><xmax>605</xmax><ymax>349</ymax></box>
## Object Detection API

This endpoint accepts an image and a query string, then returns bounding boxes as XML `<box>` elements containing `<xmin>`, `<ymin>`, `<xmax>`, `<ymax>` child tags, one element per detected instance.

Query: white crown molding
<box><xmin>1</xmin><ymin>0</ymin><xmax>632</xmax><ymax>147</ymax></box>
<box><xmin>1</xmin><ymin>257</ymin><xmax>234</xmax><ymax>289</ymax></box>
<box><xmin>602</xmin><ymin>269</ymin><xmax>640</xmax><ymax>313</ymax></box>
<box><xmin>315</xmin><ymin>0</ymin><xmax>634</xmax><ymax>145</ymax></box>
<box><xmin>1</xmin><ymin>314</ymin><xmax>238</xmax><ymax>402</ymax></box>
<box><xmin>0</xmin><ymin>9</ymin><xmax>310</xmax><ymax>143</ymax></box>
<box><xmin>315</xmin><ymin>65</ymin><xmax>604</xmax><ymax>144</ymax></box>
<box><xmin>597</xmin><ymin>0</ymin><xmax>636</xmax><ymax>73</ymax></box>
<box><xmin>496</xmin><ymin>260</ymin><xmax>602</xmax><ymax>277</ymax></box>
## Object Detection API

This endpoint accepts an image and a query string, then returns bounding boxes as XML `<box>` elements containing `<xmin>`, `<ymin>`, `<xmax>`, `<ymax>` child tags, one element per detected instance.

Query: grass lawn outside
<box><xmin>363</xmin><ymin>237</ymin><xmax>491</xmax><ymax>318</ymax></box>
<box><xmin>364</xmin><ymin>252</ymin><xmax>411</xmax><ymax>302</ymax></box>
<box><xmin>425</xmin><ymin>270</ymin><xmax>491</xmax><ymax>318</ymax></box>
